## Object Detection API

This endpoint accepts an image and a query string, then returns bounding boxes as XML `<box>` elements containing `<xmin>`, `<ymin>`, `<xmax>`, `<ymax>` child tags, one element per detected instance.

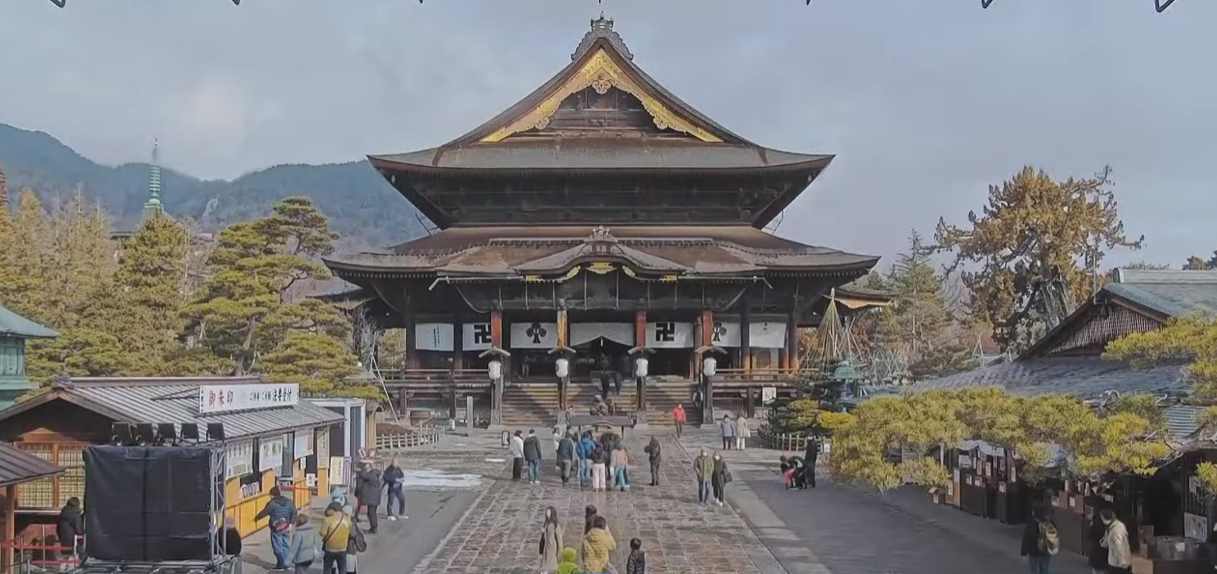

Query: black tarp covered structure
<box><xmin>83</xmin><ymin>445</ymin><xmax>218</xmax><ymax>563</ymax></box>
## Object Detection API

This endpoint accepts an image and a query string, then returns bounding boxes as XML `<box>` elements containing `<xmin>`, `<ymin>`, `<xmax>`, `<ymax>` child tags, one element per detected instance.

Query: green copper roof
<box><xmin>0</xmin><ymin>303</ymin><xmax>59</xmax><ymax>339</ymax></box>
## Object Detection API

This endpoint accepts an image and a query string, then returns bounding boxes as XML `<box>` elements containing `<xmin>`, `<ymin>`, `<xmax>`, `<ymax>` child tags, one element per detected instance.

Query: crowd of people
<box><xmin>536</xmin><ymin>504</ymin><xmax>647</xmax><ymax>574</ymax></box>
<box><xmin>509</xmin><ymin>427</ymin><xmax>665</xmax><ymax>491</ymax></box>
<box><xmin>1020</xmin><ymin>504</ymin><xmax>1133</xmax><ymax>574</ymax></box>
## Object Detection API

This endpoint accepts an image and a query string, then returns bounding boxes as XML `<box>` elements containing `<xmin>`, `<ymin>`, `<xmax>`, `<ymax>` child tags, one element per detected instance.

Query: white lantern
<box><xmin>702</xmin><ymin>356</ymin><xmax>717</xmax><ymax>377</ymax></box>
<box><xmin>488</xmin><ymin>359</ymin><xmax>502</xmax><ymax>381</ymax></box>
<box><xmin>634</xmin><ymin>356</ymin><xmax>649</xmax><ymax>378</ymax></box>
<box><xmin>555</xmin><ymin>357</ymin><xmax>570</xmax><ymax>378</ymax></box>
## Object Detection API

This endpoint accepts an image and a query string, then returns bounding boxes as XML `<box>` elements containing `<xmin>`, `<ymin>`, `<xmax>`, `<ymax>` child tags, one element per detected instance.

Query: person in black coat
<box><xmin>56</xmin><ymin>497</ymin><xmax>84</xmax><ymax>560</ymax></box>
<box><xmin>804</xmin><ymin>439</ymin><xmax>819</xmax><ymax>488</ymax></box>
<box><xmin>1088</xmin><ymin>511</ymin><xmax>1110</xmax><ymax>572</ymax></box>
<box><xmin>523</xmin><ymin>429</ymin><xmax>544</xmax><ymax>484</ymax></box>
<box><xmin>355</xmin><ymin>463</ymin><xmax>382</xmax><ymax>534</ymax></box>
<box><xmin>644</xmin><ymin>436</ymin><xmax>662</xmax><ymax>486</ymax></box>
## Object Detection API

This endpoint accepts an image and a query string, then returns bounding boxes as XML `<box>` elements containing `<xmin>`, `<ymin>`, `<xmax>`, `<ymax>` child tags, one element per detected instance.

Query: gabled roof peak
<box><xmin>573</xmin><ymin>14</ymin><xmax>632</xmax><ymax>61</ymax></box>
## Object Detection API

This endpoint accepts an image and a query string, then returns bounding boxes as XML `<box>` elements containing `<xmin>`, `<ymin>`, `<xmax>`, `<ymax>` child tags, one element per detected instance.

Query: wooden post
<box><xmin>452</xmin><ymin>317</ymin><xmax>464</xmax><ymax>373</ymax></box>
<box><xmin>403</xmin><ymin>298</ymin><xmax>418</xmax><ymax>371</ymax></box>
<box><xmin>490</xmin><ymin>308</ymin><xmax>504</xmax><ymax>427</ymax></box>
<box><xmin>746</xmin><ymin>387</ymin><xmax>755</xmax><ymax>418</ymax></box>
<box><xmin>397</xmin><ymin>390</ymin><xmax>409</xmax><ymax>420</ymax></box>
<box><xmin>701</xmin><ymin>309</ymin><xmax>714</xmax><ymax>423</ymax></box>
<box><xmin>741</xmin><ymin>301</ymin><xmax>752</xmax><ymax>375</ymax></box>
<box><xmin>3</xmin><ymin>484</ymin><xmax>15</xmax><ymax>574</ymax></box>
<box><xmin>556</xmin><ymin>307</ymin><xmax>568</xmax><ymax>411</ymax></box>
<box><xmin>786</xmin><ymin>300</ymin><xmax>800</xmax><ymax>373</ymax></box>
<box><xmin>634</xmin><ymin>307</ymin><xmax>646</xmax><ymax>413</ymax></box>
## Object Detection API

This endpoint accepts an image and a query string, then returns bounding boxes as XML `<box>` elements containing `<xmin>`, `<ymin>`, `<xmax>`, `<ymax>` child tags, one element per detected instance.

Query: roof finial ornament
<box><xmin>571</xmin><ymin>14</ymin><xmax>633</xmax><ymax>61</ymax></box>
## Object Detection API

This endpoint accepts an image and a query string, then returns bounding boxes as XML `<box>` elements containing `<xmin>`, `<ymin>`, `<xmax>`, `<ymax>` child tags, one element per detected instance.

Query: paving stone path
<box><xmin>413</xmin><ymin>433</ymin><xmax>787</xmax><ymax>574</ymax></box>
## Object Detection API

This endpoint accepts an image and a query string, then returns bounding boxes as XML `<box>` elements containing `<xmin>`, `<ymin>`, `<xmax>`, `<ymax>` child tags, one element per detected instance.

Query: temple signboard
<box><xmin>198</xmin><ymin>383</ymin><xmax>299</xmax><ymax>414</ymax></box>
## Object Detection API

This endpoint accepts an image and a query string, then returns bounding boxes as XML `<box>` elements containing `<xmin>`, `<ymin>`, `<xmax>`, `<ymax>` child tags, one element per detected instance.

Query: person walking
<box><xmin>555</xmin><ymin>548</ymin><xmax>581</xmax><ymax>574</ymax></box>
<box><xmin>354</xmin><ymin>463</ymin><xmax>382</xmax><ymax>534</ymax></box>
<box><xmin>255</xmin><ymin>486</ymin><xmax>297</xmax><ymax>570</ymax></box>
<box><xmin>1100</xmin><ymin>509</ymin><xmax>1132</xmax><ymax>574</ymax></box>
<box><xmin>610</xmin><ymin>443</ymin><xmax>629</xmax><ymax>492</ymax></box>
<box><xmin>693</xmin><ymin>449</ymin><xmax>713</xmax><ymax>504</ymax></box>
<box><xmin>341</xmin><ymin>505</ymin><xmax>367</xmax><ymax>574</ymax></box>
<box><xmin>710</xmin><ymin>452</ymin><xmax>730</xmax><ymax>506</ymax></box>
<box><xmin>625</xmin><ymin>538</ymin><xmax>646</xmax><ymax>574</ymax></box>
<box><xmin>558</xmin><ymin>432</ymin><xmax>576</xmax><ymax>486</ymax></box>
<box><xmin>735</xmin><ymin>414</ymin><xmax>750</xmax><ymax>451</ymax></box>
<box><xmin>552</xmin><ymin>426</ymin><xmax>564</xmax><ymax>471</ymax></box>
<box><xmin>1021</xmin><ymin>505</ymin><xmax>1059</xmax><ymax>574</ymax></box>
<box><xmin>804</xmin><ymin>439</ymin><xmax>819</xmax><ymax>488</ymax></box>
<box><xmin>584</xmin><ymin>505</ymin><xmax>599</xmax><ymax>535</ymax></box>
<box><xmin>578</xmin><ymin>432</ymin><xmax>595</xmax><ymax>487</ymax></box>
<box><xmin>582</xmin><ymin>516</ymin><xmax>617</xmax><ymax>574</ymax></box>
<box><xmin>671</xmin><ymin>405</ymin><xmax>686</xmax><ymax>438</ymax></box>
<box><xmin>643</xmin><ymin>436</ymin><xmax>661</xmax><ymax>486</ymax></box>
<box><xmin>320</xmin><ymin>502</ymin><xmax>351</xmax><ymax>574</ymax></box>
<box><xmin>381</xmin><ymin>457</ymin><xmax>406</xmax><ymax>521</ymax></box>
<box><xmin>538</xmin><ymin>506</ymin><xmax>564</xmax><ymax>574</ymax></box>
<box><xmin>1088</xmin><ymin>511</ymin><xmax>1109</xmax><ymax>574</ymax></box>
<box><xmin>286</xmin><ymin>514</ymin><xmax>319</xmax><ymax>574</ymax></box>
<box><xmin>719</xmin><ymin>415</ymin><xmax>735</xmax><ymax>450</ymax></box>
<box><xmin>591</xmin><ymin>443</ymin><xmax>608</xmax><ymax>492</ymax></box>
<box><xmin>510</xmin><ymin>430</ymin><xmax>526</xmax><ymax>481</ymax></box>
<box><xmin>525</xmin><ymin>429</ymin><xmax>544</xmax><ymax>484</ymax></box>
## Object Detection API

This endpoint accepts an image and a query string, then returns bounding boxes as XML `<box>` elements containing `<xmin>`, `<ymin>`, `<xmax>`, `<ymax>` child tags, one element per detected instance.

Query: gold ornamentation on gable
<box><xmin>481</xmin><ymin>49</ymin><xmax>723</xmax><ymax>143</ymax></box>
<box><xmin>586</xmin><ymin>262</ymin><xmax>617</xmax><ymax>275</ymax></box>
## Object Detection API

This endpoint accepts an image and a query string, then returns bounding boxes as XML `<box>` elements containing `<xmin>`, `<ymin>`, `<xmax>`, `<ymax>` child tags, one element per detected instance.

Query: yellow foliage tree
<box><xmin>825</xmin><ymin>386</ymin><xmax>1171</xmax><ymax>491</ymax></box>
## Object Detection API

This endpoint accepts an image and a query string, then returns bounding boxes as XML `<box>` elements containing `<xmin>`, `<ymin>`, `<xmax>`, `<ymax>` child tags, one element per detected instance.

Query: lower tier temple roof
<box><xmin>323</xmin><ymin>225</ymin><xmax>879</xmax><ymax>279</ymax></box>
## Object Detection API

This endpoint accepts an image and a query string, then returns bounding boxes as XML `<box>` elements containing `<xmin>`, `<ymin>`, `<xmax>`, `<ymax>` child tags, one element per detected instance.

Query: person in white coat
<box><xmin>1100</xmin><ymin>509</ymin><xmax>1132</xmax><ymax>574</ymax></box>
<box><xmin>510</xmin><ymin>430</ymin><xmax>526</xmax><ymax>481</ymax></box>
<box><xmin>735</xmin><ymin>414</ymin><xmax>751</xmax><ymax>450</ymax></box>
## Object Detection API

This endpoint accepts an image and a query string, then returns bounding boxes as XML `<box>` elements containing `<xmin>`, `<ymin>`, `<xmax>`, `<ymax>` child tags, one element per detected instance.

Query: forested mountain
<box><xmin>0</xmin><ymin>122</ymin><xmax>426</xmax><ymax>248</ymax></box>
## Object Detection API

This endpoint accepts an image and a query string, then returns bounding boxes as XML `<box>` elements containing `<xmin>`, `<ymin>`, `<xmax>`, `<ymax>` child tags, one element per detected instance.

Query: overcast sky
<box><xmin>1</xmin><ymin>0</ymin><xmax>1213</xmax><ymax>266</ymax></box>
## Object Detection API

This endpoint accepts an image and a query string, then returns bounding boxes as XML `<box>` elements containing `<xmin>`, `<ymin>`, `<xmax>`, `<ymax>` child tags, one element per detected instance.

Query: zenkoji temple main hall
<box><xmin>321</xmin><ymin>17</ymin><xmax>883</xmax><ymax>428</ymax></box>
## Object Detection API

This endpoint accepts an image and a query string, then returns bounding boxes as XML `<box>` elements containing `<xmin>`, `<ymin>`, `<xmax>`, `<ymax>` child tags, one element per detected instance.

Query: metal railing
<box><xmin>377</xmin><ymin>369</ymin><xmax>491</xmax><ymax>388</ymax></box>
<box><xmin>714</xmin><ymin>369</ymin><xmax>794</xmax><ymax>385</ymax></box>
<box><xmin>3</xmin><ymin>532</ymin><xmax>81</xmax><ymax>574</ymax></box>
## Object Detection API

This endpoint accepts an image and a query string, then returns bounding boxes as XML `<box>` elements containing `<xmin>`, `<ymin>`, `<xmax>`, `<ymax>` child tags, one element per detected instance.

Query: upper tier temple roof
<box><xmin>326</xmin><ymin>17</ymin><xmax>878</xmax><ymax>281</ymax></box>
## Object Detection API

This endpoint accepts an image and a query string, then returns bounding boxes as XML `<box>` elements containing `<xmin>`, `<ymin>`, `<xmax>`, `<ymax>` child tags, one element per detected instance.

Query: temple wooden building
<box><xmin>322</xmin><ymin>17</ymin><xmax>882</xmax><ymax>427</ymax></box>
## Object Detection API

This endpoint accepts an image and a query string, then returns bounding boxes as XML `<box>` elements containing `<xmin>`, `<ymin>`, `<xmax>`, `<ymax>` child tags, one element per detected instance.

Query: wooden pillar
<box><xmin>403</xmin><ymin>299</ymin><xmax>418</xmax><ymax>370</ymax></box>
<box><xmin>556</xmin><ymin>307</ymin><xmax>568</xmax><ymax>411</ymax></box>
<box><xmin>3</xmin><ymin>484</ymin><xmax>15</xmax><ymax>574</ymax></box>
<box><xmin>746</xmin><ymin>387</ymin><xmax>755</xmax><ymax>418</ymax></box>
<box><xmin>701</xmin><ymin>309</ymin><xmax>714</xmax><ymax>423</ymax></box>
<box><xmin>634</xmin><ymin>307</ymin><xmax>646</xmax><ymax>413</ymax></box>
<box><xmin>784</xmin><ymin>299</ymin><xmax>800</xmax><ymax>373</ymax></box>
<box><xmin>397</xmin><ymin>390</ymin><xmax>409</xmax><ymax>420</ymax></box>
<box><xmin>741</xmin><ymin>301</ymin><xmax>752</xmax><ymax>375</ymax></box>
<box><xmin>490</xmin><ymin>308</ymin><xmax>504</xmax><ymax>427</ymax></box>
<box><xmin>452</xmin><ymin>316</ymin><xmax>464</xmax><ymax>373</ymax></box>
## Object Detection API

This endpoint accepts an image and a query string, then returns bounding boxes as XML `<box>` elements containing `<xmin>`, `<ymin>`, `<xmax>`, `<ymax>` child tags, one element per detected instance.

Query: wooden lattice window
<box><xmin>15</xmin><ymin>444</ymin><xmax>54</xmax><ymax>509</ymax></box>
<box><xmin>57</xmin><ymin>447</ymin><xmax>84</xmax><ymax>507</ymax></box>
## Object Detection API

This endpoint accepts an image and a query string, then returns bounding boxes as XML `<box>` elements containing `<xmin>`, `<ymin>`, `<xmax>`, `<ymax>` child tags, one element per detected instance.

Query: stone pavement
<box><xmin>678</xmin><ymin>427</ymin><xmax>1094</xmax><ymax>574</ymax></box>
<box><xmin>412</xmin><ymin>432</ymin><xmax>788</xmax><ymax>574</ymax></box>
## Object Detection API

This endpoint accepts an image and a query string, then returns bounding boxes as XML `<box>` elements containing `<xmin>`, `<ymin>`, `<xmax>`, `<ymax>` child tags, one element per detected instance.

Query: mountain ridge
<box><xmin>0</xmin><ymin>121</ymin><xmax>427</xmax><ymax>249</ymax></box>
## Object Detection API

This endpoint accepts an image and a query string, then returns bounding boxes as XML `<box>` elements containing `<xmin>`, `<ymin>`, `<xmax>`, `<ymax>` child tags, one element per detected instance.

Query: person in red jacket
<box><xmin>672</xmin><ymin>404</ymin><xmax>686</xmax><ymax>438</ymax></box>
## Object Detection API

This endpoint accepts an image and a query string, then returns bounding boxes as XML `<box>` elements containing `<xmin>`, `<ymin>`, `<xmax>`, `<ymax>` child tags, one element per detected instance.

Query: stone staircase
<box><xmin>644</xmin><ymin>380</ymin><xmax>703</xmax><ymax>426</ymax></box>
<box><xmin>501</xmin><ymin>383</ymin><xmax>558</xmax><ymax>429</ymax></box>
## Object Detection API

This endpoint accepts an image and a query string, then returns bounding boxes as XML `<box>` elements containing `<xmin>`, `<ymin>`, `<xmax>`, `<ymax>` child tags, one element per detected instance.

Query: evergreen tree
<box><xmin>874</xmin><ymin>232</ymin><xmax>971</xmax><ymax>379</ymax></box>
<box><xmin>179</xmin><ymin>197</ymin><xmax>364</xmax><ymax>396</ymax></box>
<box><xmin>107</xmin><ymin>213</ymin><xmax>191</xmax><ymax>375</ymax></box>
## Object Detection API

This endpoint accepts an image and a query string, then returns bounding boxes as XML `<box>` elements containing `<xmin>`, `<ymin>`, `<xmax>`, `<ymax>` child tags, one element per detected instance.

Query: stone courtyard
<box><xmin>412</xmin><ymin>433</ymin><xmax>786</xmax><ymax>574</ymax></box>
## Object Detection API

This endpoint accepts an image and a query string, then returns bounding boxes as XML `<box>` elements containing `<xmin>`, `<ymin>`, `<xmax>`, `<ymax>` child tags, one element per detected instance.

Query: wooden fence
<box><xmin>375</xmin><ymin>425</ymin><xmax>443</xmax><ymax>451</ymax></box>
<box><xmin>755</xmin><ymin>425</ymin><xmax>831</xmax><ymax>461</ymax></box>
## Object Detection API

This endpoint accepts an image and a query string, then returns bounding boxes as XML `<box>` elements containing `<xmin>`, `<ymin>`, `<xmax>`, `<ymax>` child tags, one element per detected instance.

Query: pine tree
<box><xmin>181</xmin><ymin>197</ymin><xmax>364</xmax><ymax>396</ymax></box>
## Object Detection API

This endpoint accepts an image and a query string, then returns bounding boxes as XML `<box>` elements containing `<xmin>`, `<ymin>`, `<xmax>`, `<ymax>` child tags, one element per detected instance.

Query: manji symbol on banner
<box><xmin>463</xmin><ymin>323</ymin><xmax>492</xmax><ymax>351</ymax></box>
<box><xmin>645</xmin><ymin>322</ymin><xmax>694</xmax><ymax>348</ymax></box>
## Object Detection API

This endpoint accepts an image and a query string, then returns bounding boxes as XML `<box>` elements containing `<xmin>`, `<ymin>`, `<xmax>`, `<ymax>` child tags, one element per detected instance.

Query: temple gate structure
<box><xmin>321</xmin><ymin>17</ymin><xmax>883</xmax><ymax>428</ymax></box>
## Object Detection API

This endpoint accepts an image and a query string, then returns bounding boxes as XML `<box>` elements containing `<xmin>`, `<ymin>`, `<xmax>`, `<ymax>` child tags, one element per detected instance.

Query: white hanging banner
<box><xmin>225</xmin><ymin>440</ymin><xmax>254</xmax><ymax>479</ymax></box>
<box><xmin>749</xmin><ymin>321</ymin><xmax>788</xmax><ymax>349</ymax></box>
<box><xmin>510</xmin><ymin>322</ymin><xmax>559</xmax><ymax>349</ymax></box>
<box><xmin>294</xmin><ymin>431</ymin><xmax>314</xmax><ymax>460</ymax></box>
<box><xmin>259</xmin><ymin>435</ymin><xmax>287</xmax><ymax>472</ymax></box>
<box><xmin>710</xmin><ymin>321</ymin><xmax>742</xmax><ymax>347</ymax></box>
<box><xmin>463</xmin><ymin>323</ymin><xmax>492</xmax><ymax>351</ymax></box>
<box><xmin>570</xmin><ymin>323</ymin><xmax>634</xmax><ymax>347</ymax></box>
<box><xmin>415</xmin><ymin>323</ymin><xmax>454</xmax><ymax>352</ymax></box>
<box><xmin>646</xmin><ymin>322</ymin><xmax>695</xmax><ymax>349</ymax></box>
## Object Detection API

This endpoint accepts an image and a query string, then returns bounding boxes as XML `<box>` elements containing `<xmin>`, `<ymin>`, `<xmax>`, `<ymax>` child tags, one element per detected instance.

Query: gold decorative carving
<box><xmin>481</xmin><ymin>49</ymin><xmax>723</xmax><ymax>143</ymax></box>
<box><xmin>587</xmin><ymin>262</ymin><xmax>616</xmax><ymax>274</ymax></box>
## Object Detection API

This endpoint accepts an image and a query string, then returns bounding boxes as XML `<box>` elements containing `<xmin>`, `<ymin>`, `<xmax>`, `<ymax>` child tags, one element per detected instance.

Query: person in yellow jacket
<box><xmin>320</xmin><ymin>503</ymin><xmax>351</xmax><ymax>574</ymax></box>
<box><xmin>582</xmin><ymin>516</ymin><xmax>617</xmax><ymax>574</ymax></box>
